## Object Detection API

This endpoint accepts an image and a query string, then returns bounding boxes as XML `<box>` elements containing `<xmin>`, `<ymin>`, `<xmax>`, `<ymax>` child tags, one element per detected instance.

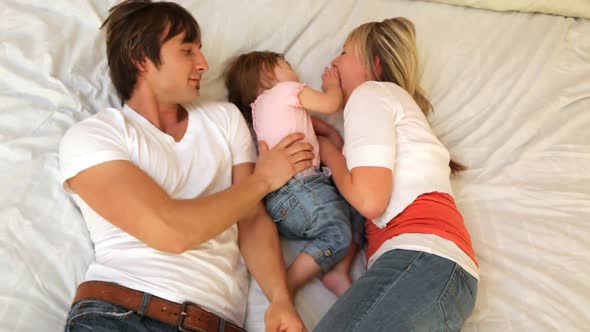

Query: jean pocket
<box><xmin>267</xmin><ymin>195</ymin><xmax>311</xmax><ymax>239</ymax></box>
<box><xmin>66</xmin><ymin>300</ymin><xmax>135</xmax><ymax>327</ymax></box>
<box><xmin>438</xmin><ymin>265</ymin><xmax>477</xmax><ymax>332</ymax></box>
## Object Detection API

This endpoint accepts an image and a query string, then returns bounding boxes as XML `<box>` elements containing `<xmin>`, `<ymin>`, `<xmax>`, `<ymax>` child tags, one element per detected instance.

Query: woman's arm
<box><xmin>318</xmin><ymin>136</ymin><xmax>392</xmax><ymax>220</ymax></box>
<box><xmin>311</xmin><ymin>115</ymin><xmax>343</xmax><ymax>151</ymax></box>
<box><xmin>299</xmin><ymin>67</ymin><xmax>343</xmax><ymax>114</ymax></box>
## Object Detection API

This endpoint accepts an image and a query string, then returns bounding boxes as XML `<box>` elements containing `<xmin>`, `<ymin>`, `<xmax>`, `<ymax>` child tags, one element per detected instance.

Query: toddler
<box><xmin>224</xmin><ymin>51</ymin><xmax>364</xmax><ymax>297</ymax></box>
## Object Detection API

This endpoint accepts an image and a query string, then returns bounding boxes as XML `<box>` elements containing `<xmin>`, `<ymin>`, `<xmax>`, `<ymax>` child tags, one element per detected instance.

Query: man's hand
<box><xmin>264</xmin><ymin>298</ymin><xmax>307</xmax><ymax>332</ymax></box>
<box><xmin>254</xmin><ymin>133</ymin><xmax>314</xmax><ymax>192</ymax></box>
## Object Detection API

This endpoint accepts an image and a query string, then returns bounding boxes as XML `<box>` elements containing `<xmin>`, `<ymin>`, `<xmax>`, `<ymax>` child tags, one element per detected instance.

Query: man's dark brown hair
<box><xmin>101</xmin><ymin>0</ymin><xmax>201</xmax><ymax>104</ymax></box>
<box><xmin>224</xmin><ymin>51</ymin><xmax>284</xmax><ymax>124</ymax></box>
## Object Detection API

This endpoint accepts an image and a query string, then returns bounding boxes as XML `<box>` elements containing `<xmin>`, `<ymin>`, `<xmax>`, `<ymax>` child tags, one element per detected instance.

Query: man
<box><xmin>60</xmin><ymin>1</ymin><xmax>311</xmax><ymax>331</ymax></box>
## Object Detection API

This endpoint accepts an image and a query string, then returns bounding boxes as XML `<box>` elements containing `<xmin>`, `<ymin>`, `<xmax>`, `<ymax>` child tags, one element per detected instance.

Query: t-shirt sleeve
<box><xmin>59</xmin><ymin>116</ymin><xmax>129</xmax><ymax>192</ymax></box>
<box><xmin>251</xmin><ymin>82</ymin><xmax>307</xmax><ymax>150</ymax></box>
<box><xmin>284</xmin><ymin>82</ymin><xmax>306</xmax><ymax>108</ymax></box>
<box><xmin>343</xmin><ymin>82</ymin><xmax>398</xmax><ymax>171</ymax></box>
<box><xmin>225</xmin><ymin>104</ymin><xmax>257</xmax><ymax>165</ymax></box>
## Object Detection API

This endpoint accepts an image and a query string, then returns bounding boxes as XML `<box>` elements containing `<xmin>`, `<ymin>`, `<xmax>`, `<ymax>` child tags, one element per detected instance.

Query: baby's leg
<box><xmin>321</xmin><ymin>243</ymin><xmax>356</xmax><ymax>296</ymax></box>
<box><xmin>264</xmin><ymin>184</ymin><xmax>331</xmax><ymax>298</ymax></box>
<box><xmin>322</xmin><ymin>202</ymin><xmax>365</xmax><ymax>296</ymax></box>
<box><xmin>286</xmin><ymin>253</ymin><xmax>322</xmax><ymax>298</ymax></box>
<box><xmin>270</xmin><ymin>173</ymin><xmax>354</xmax><ymax>297</ymax></box>
<box><xmin>287</xmin><ymin>205</ymin><xmax>352</xmax><ymax>298</ymax></box>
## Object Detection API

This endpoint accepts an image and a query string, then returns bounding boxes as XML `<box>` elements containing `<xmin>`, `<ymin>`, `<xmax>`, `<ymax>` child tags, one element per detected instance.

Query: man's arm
<box><xmin>67</xmin><ymin>133</ymin><xmax>313</xmax><ymax>254</ymax></box>
<box><xmin>233</xmin><ymin>163</ymin><xmax>305</xmax><ymax>332</ymax></box>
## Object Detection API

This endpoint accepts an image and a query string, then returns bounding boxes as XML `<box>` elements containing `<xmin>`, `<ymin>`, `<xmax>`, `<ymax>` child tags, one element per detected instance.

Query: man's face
<box><xmin>144</xmin><ymin>32</ymin><xmax>209</xmax><ymax>105</ymax></box>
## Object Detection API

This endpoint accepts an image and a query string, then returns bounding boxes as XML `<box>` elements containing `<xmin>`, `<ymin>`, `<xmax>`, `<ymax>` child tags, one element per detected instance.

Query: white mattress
<box><xmin>1</xmin><ymin>0</ymin><xmax>589</xmax><ymax>331</ymax></box>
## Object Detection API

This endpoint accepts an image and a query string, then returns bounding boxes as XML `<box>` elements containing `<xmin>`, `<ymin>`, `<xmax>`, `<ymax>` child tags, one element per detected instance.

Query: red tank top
<box><xmin>365</xmin><ymin>192</ymin><xmax>478</xmax><ymax>266</ymax></box>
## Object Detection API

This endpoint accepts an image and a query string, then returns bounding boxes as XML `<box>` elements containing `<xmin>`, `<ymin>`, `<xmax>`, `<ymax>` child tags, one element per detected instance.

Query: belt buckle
<box><xmin>178</xmin><ymin>302</ymin><xmax>206</xmax><ymax>332</ymax></box>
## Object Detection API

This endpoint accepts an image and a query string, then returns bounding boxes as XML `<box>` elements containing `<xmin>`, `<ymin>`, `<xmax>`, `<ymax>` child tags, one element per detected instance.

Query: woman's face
<box><xmin>331</xmin><ymin>41</ymin><xmax>370</xmax><ymax>102</ymax></box>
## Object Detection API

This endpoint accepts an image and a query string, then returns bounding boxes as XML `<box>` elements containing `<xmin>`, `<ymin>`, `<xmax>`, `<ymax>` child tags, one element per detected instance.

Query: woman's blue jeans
<box><xmin>313</xmin><ymin>249</ymin><xmax>478</xmax><ymax>332</ymax></box>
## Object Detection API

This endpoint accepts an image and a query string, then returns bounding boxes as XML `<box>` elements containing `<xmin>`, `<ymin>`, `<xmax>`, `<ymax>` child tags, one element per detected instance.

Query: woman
<box><xmin>312</xmin><ymin>17</ymin><xmax>479</xmax><ymax>331</ymax></box>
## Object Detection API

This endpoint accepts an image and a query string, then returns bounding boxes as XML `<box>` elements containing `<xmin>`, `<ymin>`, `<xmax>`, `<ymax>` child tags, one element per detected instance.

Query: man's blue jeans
<box><xmin>65</xmin><ymin>300</ymin><xmax>177</xmax><ymax>332</ymax></box>
<box><xmin>313</xmin><ymin>249</ymin><xmax>478</xmax><ymax>332</ymax></box>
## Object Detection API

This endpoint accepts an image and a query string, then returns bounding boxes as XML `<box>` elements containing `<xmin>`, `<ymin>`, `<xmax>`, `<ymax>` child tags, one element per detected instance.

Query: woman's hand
<box><xmin>311</xmin><ymin>116</ymin><xmax>344</xmax><ymax>151</ymax></box>
<box><xmin>317</xmin><ymin>135</ymin><xmax>343</xmax><ymax>167</ymax></box>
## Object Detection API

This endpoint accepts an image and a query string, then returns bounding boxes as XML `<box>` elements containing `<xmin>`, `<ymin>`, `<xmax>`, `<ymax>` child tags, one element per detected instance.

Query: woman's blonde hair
<box><xmin>346</xmin><ymin>17</ymin><xmax>465</xmax><ymax>172</ymax></box>
<box><xmin>345</xmin><ymin>17</ymin><xmax>432</xmax><ymax>115</ymax></box>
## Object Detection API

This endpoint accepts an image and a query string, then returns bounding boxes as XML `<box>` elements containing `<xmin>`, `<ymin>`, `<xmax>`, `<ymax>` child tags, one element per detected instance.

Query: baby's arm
<box><xmin>298</xmin><ymin>67</ymin><xmax>343</xmax><ymax>114</ymax></box>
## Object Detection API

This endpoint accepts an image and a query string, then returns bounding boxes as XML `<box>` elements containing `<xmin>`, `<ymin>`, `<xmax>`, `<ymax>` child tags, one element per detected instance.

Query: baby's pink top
<box><xmin>251</xmin><ymin>81</ymin><xmax>320</xmax><ymax>166</ymax></box>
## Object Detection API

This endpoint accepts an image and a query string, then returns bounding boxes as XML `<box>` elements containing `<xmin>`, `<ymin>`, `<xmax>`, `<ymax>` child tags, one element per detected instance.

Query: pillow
<box><xmin>419</xmin><ymin>0</ymin><xmax>590</xmax><ymax>19</ymax></box>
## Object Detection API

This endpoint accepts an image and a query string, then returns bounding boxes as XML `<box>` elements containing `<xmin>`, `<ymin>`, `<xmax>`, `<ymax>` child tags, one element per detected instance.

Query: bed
<box><xmin>1</xmin><ymin>0</ymin><xmax>589</xmax><ymax>331</ymax></box>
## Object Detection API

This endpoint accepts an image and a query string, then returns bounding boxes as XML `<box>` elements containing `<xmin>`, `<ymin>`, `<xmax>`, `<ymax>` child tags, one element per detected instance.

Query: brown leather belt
<box><xmin>72</xmin><ymin>281</ymin><xmax>246</xmax><ymax>332</ymax></box>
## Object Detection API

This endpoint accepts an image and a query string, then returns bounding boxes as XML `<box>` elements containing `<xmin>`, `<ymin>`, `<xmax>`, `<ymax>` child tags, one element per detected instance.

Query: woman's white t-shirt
<box><xmin>343</xmin><ymin>81</ymin><xmax>478</xmax><ymax>279</ymax></box>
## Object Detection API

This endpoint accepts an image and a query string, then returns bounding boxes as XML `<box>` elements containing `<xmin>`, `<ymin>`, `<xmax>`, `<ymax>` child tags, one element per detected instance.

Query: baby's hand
<box><xmin>321</xmin><ymin>66</ymin><xmax>341</xmax><ymax>92</ymax></box>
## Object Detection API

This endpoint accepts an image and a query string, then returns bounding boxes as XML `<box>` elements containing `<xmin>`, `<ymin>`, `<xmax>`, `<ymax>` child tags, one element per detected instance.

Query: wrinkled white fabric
<box><xmin>1</xmin><ymin>1</ymin><xmax>589</xmax><ymax>331</ymax></box>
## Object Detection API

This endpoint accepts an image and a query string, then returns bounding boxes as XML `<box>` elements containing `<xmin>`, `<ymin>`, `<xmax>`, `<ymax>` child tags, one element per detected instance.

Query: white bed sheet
<box><xmin>1</xmin><ymin>0</ymin><xmax>589</xmax><ymax>331</ymax></box>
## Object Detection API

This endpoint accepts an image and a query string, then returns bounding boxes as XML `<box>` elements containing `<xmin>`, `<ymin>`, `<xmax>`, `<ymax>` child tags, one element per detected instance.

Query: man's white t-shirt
<box><xmin>59</xmin><ymin>102</ymin><xmax>257</xmax><ymax>326</ymax></box>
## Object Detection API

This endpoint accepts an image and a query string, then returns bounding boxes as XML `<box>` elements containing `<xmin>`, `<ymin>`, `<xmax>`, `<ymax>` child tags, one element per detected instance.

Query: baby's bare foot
<box><xmin>321</xmin><ymin>270</ymin><xmax>352</xmax><ymax>296</ymax></box>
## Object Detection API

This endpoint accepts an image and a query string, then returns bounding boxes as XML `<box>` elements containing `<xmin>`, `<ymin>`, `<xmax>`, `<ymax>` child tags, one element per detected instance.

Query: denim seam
<box><xmin>351</xmin><ymin>250</ymin><xmax>425</xmax><ymax>332</ymax></box>
<box><xmin>300</xmin><ymin>178</ymin><xmax>329</xmax><ymax>207</ymax></box>
<box><xmin>459</xmin><ymin>268</ymin><xmax>476</xmax><ymax>301</ymax></box>
<box><xmin>437</xmin><ymin>263</ymin><xmax>460</xmax><ymax>332</ymax></box>
<box><xmin>297</xmin><ymin>197</ymin><xmax>314</xmax><ymax>232</ymax></box>
<box><xmin>280</xmin><ymin>185</ymin><xmax>313</xmax><ymax>229</ymax></box>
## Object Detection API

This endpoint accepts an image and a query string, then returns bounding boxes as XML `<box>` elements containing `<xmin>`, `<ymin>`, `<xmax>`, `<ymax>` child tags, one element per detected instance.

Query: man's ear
<box><xmin>373</xmin><ymin>55</ymin><xmax>383</xmax><ymax>79</ymax></box>
<box><xmin>133</xmin><ymin>56</ymin><xmax>148</xmax><ymax>73</ymax></box>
